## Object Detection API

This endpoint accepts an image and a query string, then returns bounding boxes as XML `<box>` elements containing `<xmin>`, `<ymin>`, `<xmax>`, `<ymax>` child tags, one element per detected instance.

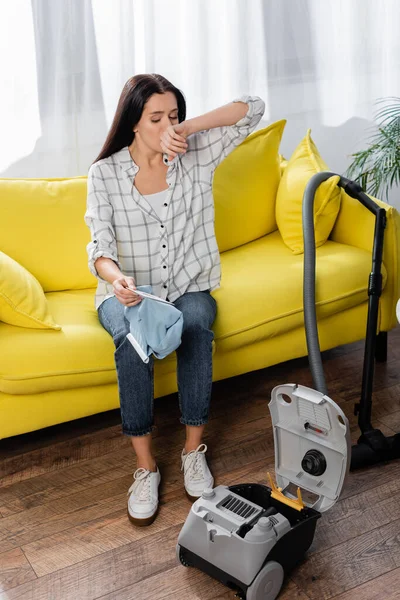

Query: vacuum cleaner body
<box><xmin>177</xmin><ymin>383</ymin><xmax>350</xmax><ymax>599</ymax></box>
<box><xmin>178</xmin><ymin>172</ymin><xmax>399</xmax><ymax>597</ymax></box>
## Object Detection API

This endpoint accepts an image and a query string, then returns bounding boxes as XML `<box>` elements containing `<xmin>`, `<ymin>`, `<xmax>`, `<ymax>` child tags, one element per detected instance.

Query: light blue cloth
<box><xmin>124</xmin><ymin>285</ymin><xmax>183</xmax><ymax>363</ymax></box>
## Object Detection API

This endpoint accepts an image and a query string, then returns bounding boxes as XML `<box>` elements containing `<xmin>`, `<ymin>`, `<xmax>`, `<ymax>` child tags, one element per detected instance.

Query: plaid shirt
<box><xmin>85</xmin><ymin>95</ymin><xmax>265</xmax><ymax>309</ymax></box>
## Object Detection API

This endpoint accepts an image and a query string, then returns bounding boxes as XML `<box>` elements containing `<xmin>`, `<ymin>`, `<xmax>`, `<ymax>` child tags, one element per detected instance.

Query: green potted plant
<box><xmin>347</xmin><ymin>97</ymin><xmax>400</xmax><ymax>202</ymax></box>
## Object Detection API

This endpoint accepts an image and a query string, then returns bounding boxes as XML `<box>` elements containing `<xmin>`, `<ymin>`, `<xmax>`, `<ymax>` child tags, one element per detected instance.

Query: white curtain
<box><xmin>1</xmin><ymin>0</ymin><xmax>400</xmax><ymax>186</ymax></box>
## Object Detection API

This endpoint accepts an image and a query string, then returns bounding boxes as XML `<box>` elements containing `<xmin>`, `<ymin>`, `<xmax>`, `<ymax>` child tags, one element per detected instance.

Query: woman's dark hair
<box><xmin>93</xmin><ymin>74</ymin><xmax>186</xmax><ymax>163</ymax></box>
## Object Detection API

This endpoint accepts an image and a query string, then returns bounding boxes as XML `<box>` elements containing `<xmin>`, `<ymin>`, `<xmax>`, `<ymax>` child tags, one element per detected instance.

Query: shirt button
<box><xmin>163</xmin><ymin>265</ymin><xmax>167</xmax><ymax>269</ymax></box>
<box><xmin>163</xmin><ymin>285</ymin><xmax>167</xmax><ymax>289</ymax></box>
<box><xmin>164</xmin><ymin>203</ymin><xmax>168</xmax><ymax>207</ymax></box>
<box><xmin>161</xmin><ymin>224</ymin><xmax>164</xmax><ymax>228</ymax></box>
<box><xmin>162</xmin><ymin>244</ymin><xmax>166</xmax><ymax>248</ymax></box>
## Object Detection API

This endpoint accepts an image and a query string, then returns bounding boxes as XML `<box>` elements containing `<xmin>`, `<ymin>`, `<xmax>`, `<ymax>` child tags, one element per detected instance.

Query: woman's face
<box><xmin>134</xmin><ymin>92</ymin><xmax>179</xmax><ymax>154</ymax></box>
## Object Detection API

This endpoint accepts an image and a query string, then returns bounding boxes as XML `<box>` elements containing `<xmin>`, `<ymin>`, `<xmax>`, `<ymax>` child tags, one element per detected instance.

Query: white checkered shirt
<box><xmin>85</xmin><ymin>95</ymin><xmax>265</xmax><ymax>309</ymax></box>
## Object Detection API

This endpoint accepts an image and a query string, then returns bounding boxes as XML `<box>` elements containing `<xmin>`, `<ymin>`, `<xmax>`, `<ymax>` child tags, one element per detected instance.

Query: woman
<box><xmin>85</xmin><ymin>73</ymin><xmax>265</xmax><ymax>526</ymax></box>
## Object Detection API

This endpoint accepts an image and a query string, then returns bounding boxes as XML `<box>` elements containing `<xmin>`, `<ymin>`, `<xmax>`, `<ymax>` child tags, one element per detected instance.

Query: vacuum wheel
<box><xmin>246</xmin><ymin>561</ymin><xmax>284</xmax><ymax>600</ymax></box>
<box><xmin>176</xmin><ymin>544</ymin><xmax>192</xmax><ymax>567</ymax></box>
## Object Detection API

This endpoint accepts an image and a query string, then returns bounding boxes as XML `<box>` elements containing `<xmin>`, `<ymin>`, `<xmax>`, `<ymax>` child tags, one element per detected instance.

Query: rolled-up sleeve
<box><xmin>84</xmin><ymin>164</ymin><xmax>121</xmax><ymax>281</ymax></box>
<box><xmin>190</xmin><ymin>95</ymin><xmax>265</xmax><ymax>170</ymax></box>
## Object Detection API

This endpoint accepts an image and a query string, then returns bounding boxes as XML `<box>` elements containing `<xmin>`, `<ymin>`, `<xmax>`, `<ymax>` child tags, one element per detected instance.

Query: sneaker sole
<box><xmin>185</xmin><ymin>490</ymin><xmax>202</xmax><ymax>503</ymax></box>
<box><xmin>127</xmin><ymin>506</ymin><xmax>158</xmax><ymax>527</ymax></box>
<box><xmin>185</xmin><ymin>478</ymin><xmax>215</xmax><ymax>503</ymax></box>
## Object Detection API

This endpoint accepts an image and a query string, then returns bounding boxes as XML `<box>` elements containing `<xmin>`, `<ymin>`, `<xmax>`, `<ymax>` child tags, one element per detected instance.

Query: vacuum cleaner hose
<box><xmin>302</xmin><ymin>172</ymin><xmax>400</xmax><ymax>470</ymax></box>
<box><xmin>302</xmin><ymin>172</ymin><xmax>339</xmax><ymax>396</ymax></box>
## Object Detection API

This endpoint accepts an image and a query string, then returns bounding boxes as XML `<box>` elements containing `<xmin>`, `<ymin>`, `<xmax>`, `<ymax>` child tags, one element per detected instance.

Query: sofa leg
<box><xmin>375</xmin><ymin>331</ymin><xmax>388</xmax><ymax>362</ymax></box>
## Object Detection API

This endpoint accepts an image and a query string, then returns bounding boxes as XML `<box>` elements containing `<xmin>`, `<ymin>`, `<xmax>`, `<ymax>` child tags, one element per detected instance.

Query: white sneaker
<box><xmin>127</xmin><ymin>467</ymin><xmax>161</xmax><ymax>526</ymax></box>
<box><xmin>181</xmin><ymin>443</ymin><xmax>214</xmax><ymax>501</ymax></box>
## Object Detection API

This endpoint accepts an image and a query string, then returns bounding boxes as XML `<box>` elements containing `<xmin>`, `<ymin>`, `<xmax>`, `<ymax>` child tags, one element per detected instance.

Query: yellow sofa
<box><xmin>1</xmin><ymin>157</ymin><xmax>400</xmax><ymax>440</ymax></box>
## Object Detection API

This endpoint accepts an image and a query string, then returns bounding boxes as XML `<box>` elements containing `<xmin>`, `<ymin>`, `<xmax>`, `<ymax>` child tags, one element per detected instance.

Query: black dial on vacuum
<box><xmin>301</xmin><ymin>449</ymin><xmax>327</xmax><ymax>476</ymax></box>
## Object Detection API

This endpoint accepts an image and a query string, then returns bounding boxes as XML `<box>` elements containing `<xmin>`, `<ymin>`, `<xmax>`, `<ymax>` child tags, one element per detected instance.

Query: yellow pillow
<box><xmin>276</xmin><ymin>130</ymin><xmax>341</xmax><ymax>254</ymax></box>
<box><xmin>279</xmin><ymin>154</ymin><xmax>288</xmax><ymax>176</ymax></box>
<box><xmin>0</xmin><ymin>251</ymin><xmax>61</xmax><ymax>330</ymax></box>
<box><xmin>0</xmin><ymin>177</ymin><xmax>95</xmax><ymax>292</ymax></box>
<box><xmin>213</xmin><ymin>120</ymin><xmax>286</xmax><ymax>252</ymax></box>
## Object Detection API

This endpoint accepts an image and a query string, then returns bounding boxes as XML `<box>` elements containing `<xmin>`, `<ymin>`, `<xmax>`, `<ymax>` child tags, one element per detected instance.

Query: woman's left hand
<box><xmin>160</xmin><ymin>122</ymin><xmax>190</xmax><ymax>161</ymax></box>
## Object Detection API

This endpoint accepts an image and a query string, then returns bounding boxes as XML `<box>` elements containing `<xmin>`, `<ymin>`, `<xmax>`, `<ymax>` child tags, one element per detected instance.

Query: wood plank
<box><xmin>0</xmin><ymin>367</ymin><xmax>274</xmax><ymax>487</ymax></box>
<box><xmin>339</xmin><ymin>456</ymin><xmax>400</xmax><ymax>501</ymax></box>
<box><xmin>0</xmin><ymin>425</ymin><xmax>128</xmax><ymax>488</ymax></box>
<box><xmin>96</xmin><ymin>565</ymin><xmax>231</xmax><ymax>600</ymax></box>
<box><xmin>0</xmin><ymin>525</ymin><xmax>180</xmax><ymax>600</ymax></box>
<box><xmin>328</xmin><ymin>357</ymin><xmax>400</xmax><ymax>405</ymax></box>
<box><xmin>0</xmin><ymin>386</ymin><xmax>271</xmax><ymax>508</ymax></box>
<box><xmin>1</xmin><ymin>327</ymin><xmax>399</xmax><ymax>599</ymax></box>
<box><xmin>0</xmin><ymin>548</ymin><xmax>37</xmax><ymax>593</ymax></box>
<box><xmin>0</xmin><ymin>377</ymin><xmax>267</xmax><ymax>478</ymax></box>
<box><xmin>0</xmin><ymin>409</ymin><xmax>122</xmax><ymax>459</ymax></box>
<box><xmin>13</xmin><ymin>450</ymin><xmax>400</xmax><ymax>583</ymax></box>
<box><xmin>312</xmin><ymin>470</ymin><xmax>400</xmax><ymax>552</ymax></box>
<box><xmin>291</xmin><ymin>519</ymin><xmax>400</xmax><ymax>599</ymax></box>
<box><xmin>97</xmin><ymin>568</ymin><xmax>310</xmax><ymax>600</ymax></box>
<box><xmin>0</xmin><ymin>396</ymin><xmax>272</xmax><ymax>517</ymax></box>
<box><xmin>278</xmin><ymin>579</ymin><xmax>311</xmax><ymax>600</ymax></box>
<box><xmin>0</xmin><ymin>526</ymin><xmax>311</xmax><ymax>600</ymax></box>
<box><xmin>378</xmin><ymin>518</ymin><xmax>400</xmax><ymax>567</ymax></box>
<box><xmin>17</xmin><ymin>456</ymin><xmax>273</xmax><ymax>577</ymax></box>
<box><xmin>331</xmin><ymin>566</ymin><xmax>400</xmax><ymax>599</ymax></box>
<box><xmin>0</xmin><ymin>448</ymin><xmax>134</xmax><ymax>517</ymax></box>
<box><xmin>370</xmin><ymin>384</ymin><xmax>400</xmax><ymax>420</ymax></box>
<box><xmin>379</xmin><ymin>410</ymin><xmax>400</xmax><ymax>431</ymax></box>
<box><xmin>0</xmin><ymin>447</ymin><xmax>272</xmax><ymax>556</ymax></box>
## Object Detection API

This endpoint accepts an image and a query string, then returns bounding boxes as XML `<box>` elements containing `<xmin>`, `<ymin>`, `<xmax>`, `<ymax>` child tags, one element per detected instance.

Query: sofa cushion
<box><xmin>0</xmin><ymin>177</ymin><xmax>97</xmax><ymax>292</ymax></box>
<box><xmin>276</xmin><ymin>130</ymin><xmax>341</xmax><ymax>254</ymax></box>
<box><xmin>213</xmin><ymin>120</ymin><xmax>286</xmax><ymax>252</ymax></box>
<box><xmin>0</xmin><ymin>232</ymin><xmax>385</xmax><ymax>395</ymax></box>
<box><xmin>0</xmin><ymin>251</ymin><xmax>61</xmax><ymax>330</ymax></box>
<box><xmin>0</xmin><ymin>289</ymin><xmax>179</xmax><ymax>395</ymax></box>
<box><xmin>212</xmin><ymin>230</ymin><xmax>386</xmax><ymax>352</ymax></box>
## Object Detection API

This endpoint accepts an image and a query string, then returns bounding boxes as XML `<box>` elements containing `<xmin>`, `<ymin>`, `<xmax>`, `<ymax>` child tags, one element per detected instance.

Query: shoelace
<box><xmin>181</xmin><ymin>443</ymin><xmax>207</xmax><ymax>481</ymax></box>
<box><xmin>128</xmin><ymin>467</ymin><xmax>152</xmax><ymax>502</ymax></box>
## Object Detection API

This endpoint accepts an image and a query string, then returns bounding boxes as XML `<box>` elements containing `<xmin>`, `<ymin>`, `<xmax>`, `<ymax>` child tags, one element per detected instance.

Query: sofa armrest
<box><xmin>330</xmin><ymin>190</ymin><xmax>400</xmax><ymax>331</ymax></box>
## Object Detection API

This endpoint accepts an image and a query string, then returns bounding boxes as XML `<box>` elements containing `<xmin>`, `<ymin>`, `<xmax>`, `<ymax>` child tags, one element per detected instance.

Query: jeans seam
<box><xmin>178</xmin><ymin>328</ymin><xmax>214</xmax><ymax>425</ymax></box>
<box><xmin>115</xmin><ymin>337</ymin><xmax>154</xmax><ymax>436</ymax></box>
<box><xmin>206</xmin><ymin>331</ymin><xmax>214</xmax><ymax>406</ymax></box>
<box><xmin>180</xmin><ymin>418</ymin><xmax>208</xmax><ymax>426</ymax></box>
<box><xmin>98</xmin><ymin>303</ymin><xmax>113</xmax><ymax>333</ymax></box>
<box><xmin>122</xmin><ymin>425</ymin><xmax>156</xmax><ymax>437</ymax></box>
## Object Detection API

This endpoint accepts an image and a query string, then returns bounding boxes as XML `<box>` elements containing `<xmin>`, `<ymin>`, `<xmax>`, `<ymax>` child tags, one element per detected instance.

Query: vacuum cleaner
<box><xmin>303</xmin><ymin>172</ymin><xmax>400</xmax><ymax>470</ymax></box>
<box><xmin>176</xmin><ymin>173</ymin><xmax>400</xmax><ymax>599</ymax></box>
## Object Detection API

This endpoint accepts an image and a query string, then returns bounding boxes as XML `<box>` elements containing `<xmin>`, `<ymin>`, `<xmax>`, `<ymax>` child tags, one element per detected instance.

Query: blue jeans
<box><xmin>98</xmin><ymin>291</ymin><xmax>217</xmax><ymax>436</ymax></box>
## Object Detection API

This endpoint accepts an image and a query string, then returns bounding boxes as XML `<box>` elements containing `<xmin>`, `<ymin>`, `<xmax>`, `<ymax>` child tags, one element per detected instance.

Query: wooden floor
<box><xmin>1</xmin><ymin>329</ymin><xmax>400</xmax><ymax>600</ymax></box>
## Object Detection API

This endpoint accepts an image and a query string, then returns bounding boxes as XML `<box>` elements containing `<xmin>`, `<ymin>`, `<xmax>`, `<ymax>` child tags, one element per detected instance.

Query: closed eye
<box><xmin>151</xmin><ymin>115</ymin><xmax>178</xmax><ymax>123</ymax></box>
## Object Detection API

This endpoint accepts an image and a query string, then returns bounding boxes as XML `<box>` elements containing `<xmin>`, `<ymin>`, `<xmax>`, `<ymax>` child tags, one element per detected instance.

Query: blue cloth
<box><xmin>124</xmin><ymin>285</ymin><xmax>184</xmax><ymax>362</ymax></box>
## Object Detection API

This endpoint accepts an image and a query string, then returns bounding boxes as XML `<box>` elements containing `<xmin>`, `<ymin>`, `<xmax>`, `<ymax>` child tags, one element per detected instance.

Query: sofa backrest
<box><xmin>0</xmin><ymin>177</ymin><xmax>96</xmax><ymax>292</ymax></box>
<box><xmin>0</xmin><ymin>154</ymin><xmax>288</xmax><ymax>292</ymax></box>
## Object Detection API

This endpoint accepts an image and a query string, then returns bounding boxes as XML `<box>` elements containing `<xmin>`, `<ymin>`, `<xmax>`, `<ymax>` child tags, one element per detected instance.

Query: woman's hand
<box><xmin>160</xmin><ymin>122</ymin><xmax>190</xmax><ymax>161</ymax></box>
<box><xmin>112</xmin><ymin>276</ymin><xmax>142</xmax><ymax>307</ymax></box>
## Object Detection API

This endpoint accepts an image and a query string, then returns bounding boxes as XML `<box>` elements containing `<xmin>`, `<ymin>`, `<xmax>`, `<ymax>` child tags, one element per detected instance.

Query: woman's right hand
<box><xmin>112</xmin><ymin>276</ymin><xmax>142</xmax><ymax>307</ymax></box>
